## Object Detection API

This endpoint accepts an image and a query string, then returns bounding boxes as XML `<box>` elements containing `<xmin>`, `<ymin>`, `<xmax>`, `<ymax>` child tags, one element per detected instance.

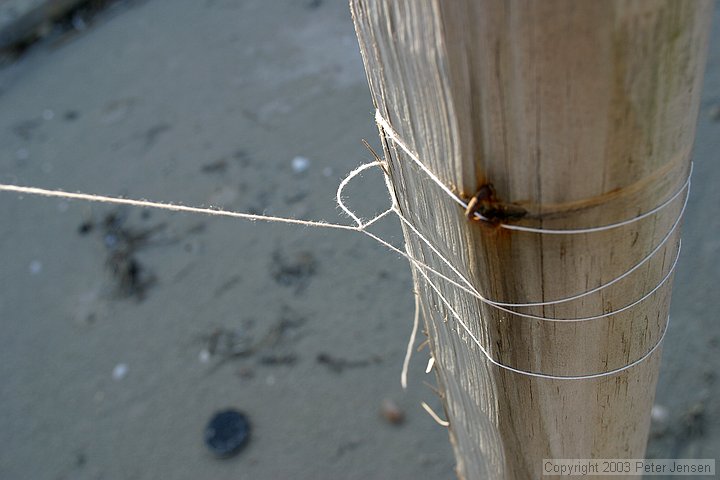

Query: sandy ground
<box><xmin>0</xmin><ymin>1</ymin><xmax>718</xmax><ymax>479</ymax></box>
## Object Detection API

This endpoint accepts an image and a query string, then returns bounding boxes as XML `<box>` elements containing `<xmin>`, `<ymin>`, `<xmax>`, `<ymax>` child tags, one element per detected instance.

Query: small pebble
<box><xmin>291</xmin><ymin>156</ymin><xmax>310</xmax><ymax>174</ymax></box>
<box><xmin>380</xmin><ymin>398</ymin><xmax>404</xmax><ymax>425</ymax></box>
<box><xmin>29</xmin><ymin>260</ymin><xmax>42</xmax><ymax>275</ymax></box>
<box><xmin>112</xmin><ymin>363</ymin><xmax>128</xmax><ymax>381</ymax></box>
<box><xmin>204</xmin><ymin>409</ymin><xmax>251</xmax><ymax>458</ymax></box>
<box><xmin>77</xmin><ymin>221</ymin><xmax>94</xmax><ymax>235</ymax></box>
<box><xmin>651</xmin><ymin>404</ymin><xmax>669</xmax><ymax>424</ymax></box>
<box><xmin>198</xmin><ymin>349</ymin><xmax>211</xmax><ymax>363</ymax></box>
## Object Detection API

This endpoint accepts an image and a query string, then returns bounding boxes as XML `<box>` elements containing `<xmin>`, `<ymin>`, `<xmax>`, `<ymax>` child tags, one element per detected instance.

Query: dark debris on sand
<box><xmin>78</xmin><ymin>208</ymin><xmax>174</xmax><ymax>301</ymax></box>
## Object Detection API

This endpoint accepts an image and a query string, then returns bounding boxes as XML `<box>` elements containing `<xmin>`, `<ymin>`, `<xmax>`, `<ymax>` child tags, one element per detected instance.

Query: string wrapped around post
<box><xmin>0</xmin><ymin>111</ymin><xmax>690</xmax><ymax>382</ymax></box>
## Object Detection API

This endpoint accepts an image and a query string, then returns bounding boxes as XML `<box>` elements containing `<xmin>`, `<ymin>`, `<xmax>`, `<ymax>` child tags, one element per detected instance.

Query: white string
<box><xmin>0</xmin><ymin>184</ymin><xmax>360</xmax><ymax>231</ymax></box>
<box><xmin>376</xmin><ymin>110</ymin><xmax>692</xmax><ymax>235</ymax></box>
<box><xmin>330</xmin><ymin>194</ymin><xmax>675</xmax><ymax>380</ymax></box>
<box><xmin>399</xmin><ymin>209</ymin><xmax>683</xmax><ymax>322</ymax></box>
<box><xmin>400</xmin><ymin>292</ymin><xmax>420</xmax><ymax>390</ymax></box>
<box><xmin>370</xmin><ymin>112</ymin><xmax>683</xmax><ymax>379</ymax></box>
<box><xmin>415</xmin><ymin>263</ymin><xmax>670</xmax><ymax>381</ymax></box>
<box><xmin>398</xmin><ymin>187</ymin><xmax>687</xmax><ymax>309</ymax></box>
<box><xmin>374</xmin><ymin>110</ymin><xmax>689</xmax><ymax>317</ymax></box>
<box><xmin>337</xmin><ymin>161</ymin><xmax>384</xmax><ymax>227</ymax></box>
<box><xmin>0</xmin><ymin>120</ymin><xmax>688</xmax><ymax>381</ymax></box>
<box><xmin>425</xmin><ymin>356</ymin><xmax>435</xmax><ymax>374</ymax></box>
<box><xmin>421</xmin><ymin>401</ymin><xmax>450</xmax><ymax>427</ymax></box>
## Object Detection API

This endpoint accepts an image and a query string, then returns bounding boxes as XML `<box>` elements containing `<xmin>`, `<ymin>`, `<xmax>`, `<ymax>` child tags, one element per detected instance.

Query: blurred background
<box><xmin>0</xmin><ymin>1</ymin><xmax>718</xmax><ymax>479</ymax></box>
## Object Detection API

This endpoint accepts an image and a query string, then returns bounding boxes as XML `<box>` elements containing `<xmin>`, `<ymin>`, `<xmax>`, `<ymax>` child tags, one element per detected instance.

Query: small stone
<box><xmin>291</xmin><ymin>156</ymin><xmax>310</xmax><ymax>174</ymax></box>
<box><xmin>112</xmin><ymin>363</ymin><xmax>128</xmax><ymax>380</ymax></box>
<box><xmin>77</xmin><ymin>221</ymin><xmax>94</xmax><ymax>235</ymax></box>
<box><xmin>651</xmin><ymin>404</ymin><xmax>669</xmax><ymax>424</ymax></box>
<box><xmin>204</xmin><ymin>409</ymin><xmax>251</xmax><ymax>458</ymax></box>
<box><xmin>198</xmin><ymin>349</ymin><xmax>211</xmax><ymax>363</ymax></box>
<box><xmin>380</xmin><ymin>398</ymin><xmax>404</xmax><ymax>425</ymax></box>
<box><xmin>29</xmin><ymin>260</ymin><xmax>42</xmax><ymax>275</ymax></box>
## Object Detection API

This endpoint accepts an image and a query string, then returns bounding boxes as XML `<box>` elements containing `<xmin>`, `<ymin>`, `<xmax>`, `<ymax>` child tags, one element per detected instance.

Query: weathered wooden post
<box><xmin>351</xmin><ymin>1</ymin><xmax>713</xmax><ymax>478</ymax></box>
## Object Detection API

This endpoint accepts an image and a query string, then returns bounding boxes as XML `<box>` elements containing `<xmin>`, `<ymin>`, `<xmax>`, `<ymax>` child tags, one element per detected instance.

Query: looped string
<box><xmin>374</xmin><ymin>111</ymin><xmax>686</xmax><ymax>380</ymax></box>
<box><xmin>0</xmin><ymin>112</ymin><xmax>690</xmax><ymax>382</ymax></box>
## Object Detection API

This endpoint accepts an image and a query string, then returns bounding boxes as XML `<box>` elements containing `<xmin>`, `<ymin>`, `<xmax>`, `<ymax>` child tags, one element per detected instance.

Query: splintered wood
<box><xmin>351</xmin><ymin>1</ymin><xmax>712</xmax><ymax>478</ymax></box>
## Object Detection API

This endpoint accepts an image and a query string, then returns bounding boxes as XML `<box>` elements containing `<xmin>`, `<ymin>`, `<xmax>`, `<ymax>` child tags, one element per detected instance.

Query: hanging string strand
<box><xmin>401</xmin><ymin>292</ymin><xmax>421</xmax><ymax>390</ymax></box>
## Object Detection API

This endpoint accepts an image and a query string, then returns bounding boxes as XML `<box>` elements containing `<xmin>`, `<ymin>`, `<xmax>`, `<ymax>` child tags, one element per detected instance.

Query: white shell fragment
<box><xmin>112</xmin><ymin>363</ymin><xmax>129</xmax><ymax>381</ymax></box>
<box><xmin>199</xmin><ymin>349</ymin><xmax>211</xmax><ymax>363</ymax></box>
<box><xmin>651</xmin><ymin>404</ymin><xmax>669</xmax><ymax>423</ymax></box>
<box><xmin>291</xmin><ymin>156</ymin><xmax>310</xmax><ymax>174</ymax></box>
<box><xmin>29</xmin><ymin>260</ymin><xmax>42</xmax><ymax>275</ymax></box>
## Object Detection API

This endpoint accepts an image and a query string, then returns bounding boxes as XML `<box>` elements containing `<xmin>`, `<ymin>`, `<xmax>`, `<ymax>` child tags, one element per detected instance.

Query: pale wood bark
<box><xmin>351</xmin><ymin>1</ymin><xmax>713</xmax><ymax>478</ymax></box>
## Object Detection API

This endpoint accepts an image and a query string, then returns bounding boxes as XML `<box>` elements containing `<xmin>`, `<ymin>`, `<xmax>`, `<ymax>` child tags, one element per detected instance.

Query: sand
<box><xmin>0</xmin><ymin>1</ymin><xmax>718</xmax><ymax>479</ymax></box>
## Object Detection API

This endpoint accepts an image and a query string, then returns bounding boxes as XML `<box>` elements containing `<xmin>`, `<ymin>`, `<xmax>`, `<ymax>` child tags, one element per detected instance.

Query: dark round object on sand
<box><xmin>204</xmin><ymin>409</ymin><xmax>251</xmax><ymax>458</ymax></box>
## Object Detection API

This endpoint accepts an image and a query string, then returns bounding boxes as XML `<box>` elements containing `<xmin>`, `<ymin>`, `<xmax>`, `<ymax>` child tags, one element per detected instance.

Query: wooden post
<box><xmin>351</xmin><ymin>1</ymin><xmax>712</xmax><ymax>478</ymax></box>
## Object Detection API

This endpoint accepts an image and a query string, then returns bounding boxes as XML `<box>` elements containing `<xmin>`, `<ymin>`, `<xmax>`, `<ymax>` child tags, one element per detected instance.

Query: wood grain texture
<box><xmin>351</xmin><ymin>1</ymin><xmax>712</xmax><ymax>478</ymax></box>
